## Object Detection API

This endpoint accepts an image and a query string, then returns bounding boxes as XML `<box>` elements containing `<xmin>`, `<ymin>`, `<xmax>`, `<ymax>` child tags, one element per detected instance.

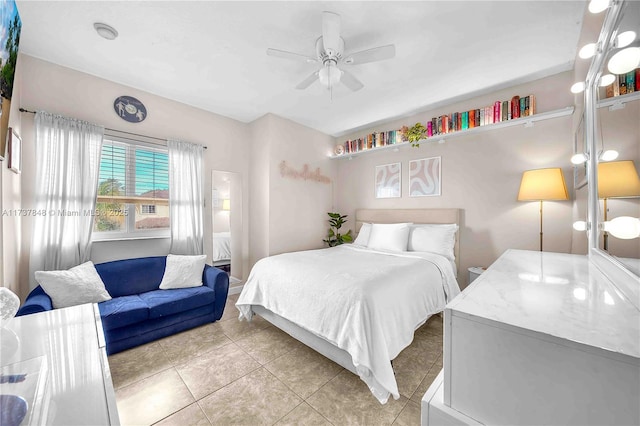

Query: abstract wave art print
<box><xmin>375</xmin><ymin>162</ymin><xmax>401</xmax><ymax>198</ymax></box>
<box><xmin>409</xmin><ymin>157</ymin><xmax>441</xmax><ymax>197</ymax></box>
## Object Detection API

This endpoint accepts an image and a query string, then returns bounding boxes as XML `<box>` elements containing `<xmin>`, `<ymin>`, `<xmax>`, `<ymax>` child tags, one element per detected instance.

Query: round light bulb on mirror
<box><xmin>615</xmin><ymin>31</ymin><xmax>637</xmax><ymax>48</ymax></box>
<box><xmin>607</xmin><ymin>47</ymin><xmax>640</xmax><ymax>75</ymax></box>
<box><xmin>573</xmin><ymin>221</ymin><xmax>588</xmax><ymax>231</ymax></box>
<box><xmin>604</xmin><ymin>216</ymin><xmax>640</xmax><ymax>239</ymax></box>
<box><xmin>599</xmin><ymin>149</ymin><xmax>619</xmax><ymax>161</ymax></box>
<box><xmin>588</xmin><ymin>0</ymin><xmax>610</xmax><ymax>13</ymax></box>
<box><xmin>579</xmin><ymin>43</ymin><xmax>597</xmax><ymax>59</ymax></box>
<box><xmin>570</xmin><ymin>81</ymin><xmax>586</xmax><ymax>93</ymax></box>
<box><xmin>571</xmin><ymin>152</ymin><xmax>588</xmax><ymax>164</ymax></box>
<box><xmin>599</xmin><ymin>74</ymin><xmax>616</xmax><ymax>86</ymax></box>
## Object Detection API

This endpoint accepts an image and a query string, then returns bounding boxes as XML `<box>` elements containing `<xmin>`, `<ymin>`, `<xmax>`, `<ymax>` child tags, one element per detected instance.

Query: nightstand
<box><xmin>468</xmin><ymin>266</ymin><xmax>486</xmax><ymax>284</ymax></box>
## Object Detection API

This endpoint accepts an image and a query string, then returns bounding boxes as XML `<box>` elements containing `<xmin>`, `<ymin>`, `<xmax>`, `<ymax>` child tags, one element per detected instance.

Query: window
<box><xmin>141</xmin><ymin>205</ymin><xmax>156</xmax><ymax>215</ymax></box>
<box><xmin>93</xmin><ymin>139</ymin><xmax>170</xmax><ymax>239</ymax></box>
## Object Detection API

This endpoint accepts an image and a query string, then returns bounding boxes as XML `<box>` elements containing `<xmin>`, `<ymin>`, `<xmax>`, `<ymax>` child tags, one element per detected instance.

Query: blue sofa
<box><xmin>17</xmin><ymin>256</ymin><xmax>229</xmax><ymax>355</ymax></box>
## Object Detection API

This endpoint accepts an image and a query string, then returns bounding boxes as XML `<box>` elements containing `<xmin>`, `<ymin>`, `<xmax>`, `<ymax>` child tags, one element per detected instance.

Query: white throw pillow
<box><xmin>408</xmin><ymin>224</ymin><xmax>458</xmax><ymax>261</ymax></box>
<box><xmin>353</xmin><ymin>223</ymin><xmax>372</xmax><ymax>246</ymax></box>
<box><xmin>159</xmin><ymin>254</ymin><xmax>207</xmax><ymax>290</ymax></box>
<box><xmin>367</xmin><ymin>223</ymin><xmax>412</xmax><ymax>252</ymax></box>
<box><xmin>35</xmin><ymin>261</ymin><xmax>112</xmax><ymax>309</ymax></box>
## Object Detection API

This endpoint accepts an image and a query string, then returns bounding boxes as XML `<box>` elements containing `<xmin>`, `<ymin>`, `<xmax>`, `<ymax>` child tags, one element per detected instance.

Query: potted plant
<box><xmin>323</xmin><ymin>212</ymin><xmax>353</xmax><ymax>247</ymax></box>
<box><xmin>406</xmin><ymin>122</ymin><xmax>427</xmax><ymax>147</ymax></box>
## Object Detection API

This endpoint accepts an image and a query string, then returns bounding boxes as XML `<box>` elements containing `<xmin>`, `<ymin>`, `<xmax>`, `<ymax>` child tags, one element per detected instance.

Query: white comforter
<box><xmin>212</xmin><ymin>232</ymin><xmax>231</xmax><ymax>261</ymax></box>
<box><xmin>236</xmin><ymin>244</ymin><xmax>460</xmax><ymax>404</ymax></box>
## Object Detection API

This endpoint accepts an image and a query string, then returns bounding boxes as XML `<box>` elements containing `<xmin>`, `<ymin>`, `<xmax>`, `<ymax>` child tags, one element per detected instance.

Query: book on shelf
<box><xmin>619</xmin><ymin>74</ymin><xmax>627</xmax><ymax>96</ymax></box>
<box><xmin>511</xmin><ymin>95</ymin><xmax>520</xmax><ymax>119</ymax></box>
<box><xmin>626</xmin><ymin>71</ymin><xmax>635</xmax><ymax>94</ymax></box>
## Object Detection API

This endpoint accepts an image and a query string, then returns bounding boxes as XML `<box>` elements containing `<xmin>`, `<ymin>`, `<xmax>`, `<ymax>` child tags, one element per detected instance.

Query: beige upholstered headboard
<box><xmin>355</xmin><ymin>208</ymin><xmax>461</xmax><ymax>274</ymax></box>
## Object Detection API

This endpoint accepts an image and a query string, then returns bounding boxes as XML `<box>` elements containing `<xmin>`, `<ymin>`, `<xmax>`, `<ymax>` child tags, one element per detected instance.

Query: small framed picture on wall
<box><xmin>375</xmin><ymin>162</ymin><xmax>401</xmax><ymax>198</ymax></box>
<box><xmin>409</xmin><ymin>156</ymin><xmax>441</xmax><ymax>197</ymax></box>
<box><xmin>8</xmin><ymin>128</ymin><xmax>21</xmax><ymax>174</ymax></box>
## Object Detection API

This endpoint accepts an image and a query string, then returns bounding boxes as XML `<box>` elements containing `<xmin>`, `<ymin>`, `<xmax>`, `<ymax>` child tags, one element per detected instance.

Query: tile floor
<box><xmin>109</xmin><ymin>293</ymin><xmax>444</xmax><ymax>426</ymax></box>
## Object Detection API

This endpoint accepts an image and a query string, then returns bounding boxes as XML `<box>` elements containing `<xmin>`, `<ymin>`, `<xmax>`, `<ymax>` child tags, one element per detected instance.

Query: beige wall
<box><xmin>249</xmin><ymin>113</ymin><xmax>336</xmax><ymax>264</ymax></box>
<box><xmin>16</xmin><ymin>54</ymin><xmax>252</xmax><ymax>297</ymax></box>
<box><xmin>335</xmin><ymin>72</ymin><xmax>577</xmax><ymax>289</ymax></box>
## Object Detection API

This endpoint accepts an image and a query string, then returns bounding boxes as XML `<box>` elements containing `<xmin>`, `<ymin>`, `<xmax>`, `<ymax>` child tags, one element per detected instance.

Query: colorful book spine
<box><xmin>636</xmin><ymin>69</ymin><xmax>640</xmax><ymax>91</ymax></box>
<box><xmin>494</xmin><ymin>101</ymin><xmax>501</xmax><ymax>123</ymax></box>
<box><xmin>619</xmin><ymin>74</ymin><xmax>627</xmax><ymax>95</ymax></box>
<box><xmin>462</xmin><ymin>111</ymin><xmax>469</xmax><ymax>129</ymax></box>
<box><xmin>626</xmin><ymin>71</ymin><xmax>635</xmax><ymax>94</ymax></box>
<box><xmin>502</xmin><ymin>101</ymin><xmax>509</xmax><ymax>121</ymax></box>
<box><xmin>427</xmin><ymin>121</ymin><xmax>433</xmax><ymax>137</ymax></box>
<box><xmin>529</xmin><ymin>95</ymin><xmax>536</xmax><ymax>115</ymax></box>
<box><xmin>511</xmin><ymin>96</ymin><xmax>520</xmax><ymax>119</ymax></box>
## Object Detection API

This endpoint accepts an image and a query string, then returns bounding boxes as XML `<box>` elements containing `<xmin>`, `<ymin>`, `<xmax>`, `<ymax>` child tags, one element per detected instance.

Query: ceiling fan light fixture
<box><xmin>94</xmin><ymin>22</ymin><xmax>118</xmax><ymax>40</ymax></box>
<box><xmin>318</xmin><ymin>63</ymin><xmax>342</xmax><ymax>89</ymax></box>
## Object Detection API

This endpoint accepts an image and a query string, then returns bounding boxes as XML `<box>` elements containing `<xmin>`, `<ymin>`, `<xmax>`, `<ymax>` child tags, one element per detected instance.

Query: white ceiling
<box><xmin>16</xmin><ymin>1</ymin><xmax>586</xmax><ymax>137</ymax></box>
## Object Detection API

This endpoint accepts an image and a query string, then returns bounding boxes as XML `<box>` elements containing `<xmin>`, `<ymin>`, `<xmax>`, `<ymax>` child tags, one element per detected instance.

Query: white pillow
<box><xmin>353</xmin><ymin>223</ymin><xmax>372</xmax><ymax>246</ymax></box>
<box><xmin>367</xmin><ymin>223</ymin><xmax>412</xmax><ymax>252</ymax></box>
<box><xmin>159</xmin><ymin>254</ymin><xmax>207</xmax><ymax>289</ymax></box>
<box><xmin>408</xmin><ymin>224</ymin><xmax>458</xmax><ymax>261</ymax></box>
<box><xmin>35</xmin><ymin>261</ymin><xmax>112</xmax><ymax>309</ymax></box>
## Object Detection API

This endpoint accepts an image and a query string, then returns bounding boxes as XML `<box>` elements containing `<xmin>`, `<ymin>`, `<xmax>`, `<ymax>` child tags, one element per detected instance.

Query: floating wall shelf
<box><xmin>597</xmin><ymin>91</ymin><xmax>640</xmax><ymax>111</ymax></box>
<box><xmin>331</xmin><ymin>106</ymin><xmax>575</xmax><ymax>160</ymax></box>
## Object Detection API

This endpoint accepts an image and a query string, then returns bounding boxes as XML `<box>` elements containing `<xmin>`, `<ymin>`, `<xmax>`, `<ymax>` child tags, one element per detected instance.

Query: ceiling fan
<box><xmin>267</xmin><ymin>11</ymin><xmax>396</xmax><ymax>94</ymax></box>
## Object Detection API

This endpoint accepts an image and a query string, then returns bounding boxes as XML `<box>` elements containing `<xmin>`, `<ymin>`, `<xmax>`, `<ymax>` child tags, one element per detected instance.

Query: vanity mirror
<box><xmin>212</xmin><ymin>170</ymin><xmax>243</xmax><ymax>283</ymax></box>
<box><xmin>582</xmin><ymin>0</ymin><xmax>640</xmax><ymax>301</ymax></box>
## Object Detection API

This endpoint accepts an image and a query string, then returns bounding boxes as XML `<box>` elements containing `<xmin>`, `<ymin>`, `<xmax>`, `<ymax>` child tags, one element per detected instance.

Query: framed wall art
<box><xmin>409</xmin><ymin>156</ymin><xmax>441</xmax><ymax>197</ymax></box>
<box><xmin>8</xmin><ymin>127</ymin><xmax>21</xmax><ymax>173</ymax></box>
<box><xmin>375</xmin><ymin>162</ymin><xmax>401</xmax><ymax>198</ymax></box>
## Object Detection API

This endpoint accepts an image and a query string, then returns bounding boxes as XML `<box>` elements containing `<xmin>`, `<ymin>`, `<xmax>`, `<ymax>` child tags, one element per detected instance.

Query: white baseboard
<box><xmin>228</xmin><ymin>284</ymin><xmax>244</xmax><ymax>295</ymax></box>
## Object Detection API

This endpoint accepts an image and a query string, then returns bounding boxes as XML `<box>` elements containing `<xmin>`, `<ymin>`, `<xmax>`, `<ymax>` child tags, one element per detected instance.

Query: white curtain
<box><xmin>168</xmin><ymin>139</ymin><xmax>204</xmax><ymax>255</ymax></box>
<box><xmin>30</xmin><ymin>112</ymin><xmax>104</xmax><ymax>283</ymax></box>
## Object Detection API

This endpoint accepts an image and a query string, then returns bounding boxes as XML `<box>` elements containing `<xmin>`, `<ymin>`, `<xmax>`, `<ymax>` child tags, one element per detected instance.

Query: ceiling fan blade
<box><xmin>267</xmin><ymin>48</ymin><xmax>317</xmax><ymax>63</ymax></box>
<box><xmin>322</xmin><ymin>11</ymin><xmax>341</xmax><ymax>55</ymax></box>
<box><xmin>343</xmin><ymin>44</ymin><xmax>396</xmax><ymax>65</ymax></box>
<box><xmin>340</xmin><ymin>69</ymin><xmax>364</xmax><ymax>91</ymax></box>
<box><xmin>296</xmin><ymin>71</ymin><xmax>319</xmax><ymax>89</ymax></box>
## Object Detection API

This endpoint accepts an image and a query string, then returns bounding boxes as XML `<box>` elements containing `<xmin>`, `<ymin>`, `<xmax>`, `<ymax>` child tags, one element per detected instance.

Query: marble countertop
<box><xmin>447</xmin><ymin>249</ymin><xmax>640</xmax><ymax>359</ymax></box>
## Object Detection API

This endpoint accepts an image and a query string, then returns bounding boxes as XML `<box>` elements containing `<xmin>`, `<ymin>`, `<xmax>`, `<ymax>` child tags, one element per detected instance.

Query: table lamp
<box><xmin>597</xmin><ymin>160</ymin><xmax>640</xmax><ymax>250</ymax></box>
<box><xmin>518</xmin><ymin>168</ymin><xmax>569</xmax><ymax>251</ymax></box>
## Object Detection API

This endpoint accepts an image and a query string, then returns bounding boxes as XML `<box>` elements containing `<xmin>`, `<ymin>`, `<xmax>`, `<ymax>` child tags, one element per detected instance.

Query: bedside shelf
<box><xmin>331</xmin><ymin>106</ymin><xmax>575</xmax><ymax>160</ymax></box>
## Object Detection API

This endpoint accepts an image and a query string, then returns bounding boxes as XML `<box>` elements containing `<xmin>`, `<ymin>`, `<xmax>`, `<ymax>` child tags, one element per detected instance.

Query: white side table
<box><xmin>468</xmin><ymin>266</ymin><xmax>486</xmax><ymax>284</ymax></box>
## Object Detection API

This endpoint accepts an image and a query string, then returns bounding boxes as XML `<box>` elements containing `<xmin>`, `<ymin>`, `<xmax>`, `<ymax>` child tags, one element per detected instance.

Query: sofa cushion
<box><xmin>99</xmin><ymin>295</ymin><xmax>149</xmax><ymax>331</ymax></box>
<box><xmin>139</xmin><ymin>286</ymin><xmax>215</xmax><ymax>319</ymax></box>
<box><xmin>96</xmin><ymin>257</ymin><xmax>167</xmax><ymax>297</ymax></box>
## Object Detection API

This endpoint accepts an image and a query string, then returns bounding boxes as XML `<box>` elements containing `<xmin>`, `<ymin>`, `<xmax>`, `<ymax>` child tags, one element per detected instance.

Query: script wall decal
<box><xmin>279</xmin><ymin>161</ymin><xmax>331</xmax><ymax>184</ymax></box>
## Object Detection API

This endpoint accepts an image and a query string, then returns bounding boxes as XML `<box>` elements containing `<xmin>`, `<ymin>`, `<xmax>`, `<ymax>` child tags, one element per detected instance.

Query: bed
<box><xmin>236</xmin><ymin>208</ymin><xmax>461</xmax><ymax>404</ymax></box>
<box><xmin>212</xmin><ymin>231</ymin><xmax>231</xmax><ymax>268</ymax></box>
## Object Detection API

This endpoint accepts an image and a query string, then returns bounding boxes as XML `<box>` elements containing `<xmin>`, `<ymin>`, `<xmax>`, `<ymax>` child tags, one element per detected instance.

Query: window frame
<box><xmin>92</xmin><ymin>137</ymin><xmax>170</xmax><ymax>242</ymax></box>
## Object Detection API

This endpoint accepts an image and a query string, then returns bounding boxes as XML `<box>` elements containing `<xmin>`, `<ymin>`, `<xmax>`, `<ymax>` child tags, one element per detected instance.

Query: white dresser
<box><xmin>0</xmin><ymin>303</ymin><xmax>119</xmax><ymax>425</ymax></box>
<box><xmin>422</xmin><ymin>249</ymin><xmax>640</xmax><ymax>425</ymax></box>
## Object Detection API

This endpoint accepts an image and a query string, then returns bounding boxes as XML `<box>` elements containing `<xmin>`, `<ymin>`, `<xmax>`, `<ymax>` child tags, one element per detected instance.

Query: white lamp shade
<box><xmin>607</xmin><ymin>47</ymin><xmax>640</xmax><ymax>75</ymax></box>
<box><xmin>604</xmin><ymin>216</ymin><xmax>640</xmax><ymax>239</ymax></box>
